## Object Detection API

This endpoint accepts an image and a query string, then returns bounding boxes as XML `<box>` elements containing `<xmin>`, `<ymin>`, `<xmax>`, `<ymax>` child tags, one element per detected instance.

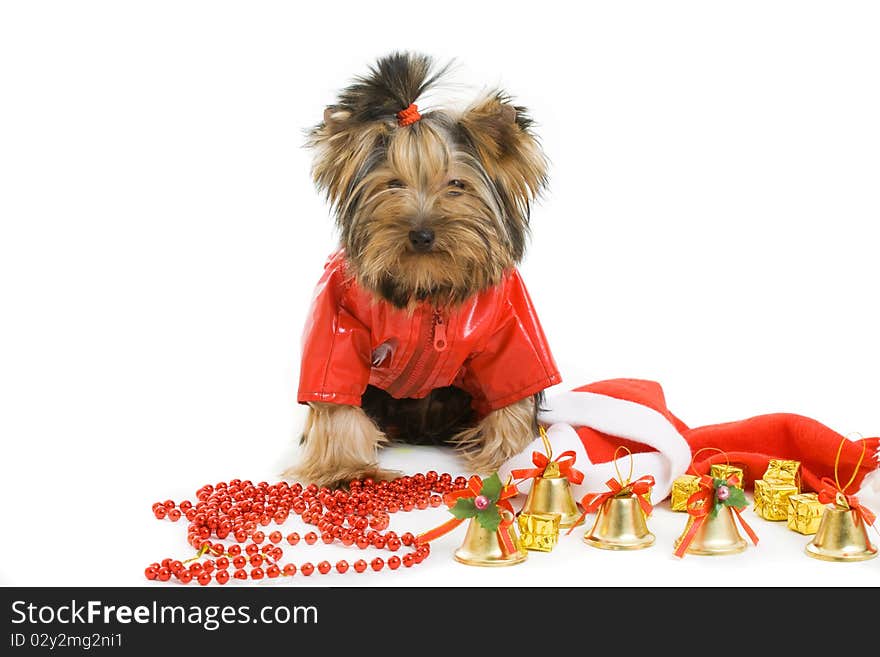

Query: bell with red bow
<box><xmin>806</xmin><ymin>439</ymin><xmax>878</xmax><ymax>562</ymax></box>
<box><xmin>416</xmin><ymin>473</ymin><xmax>528</xmax><ymax>567</ymax></box>
<box><xmin>570</xmin><ymin>446</ymin><xmax>656</xmax><ymax>550</ymax></box>
<box><xmin>513</xmin><ymin>427</ymin><xmax>585</xmax><ymax>528</ymax></box>
<box><xmin>673</xmin><ymin>449</ymin><xmax>759</xmax><ymax>557</ymax></box>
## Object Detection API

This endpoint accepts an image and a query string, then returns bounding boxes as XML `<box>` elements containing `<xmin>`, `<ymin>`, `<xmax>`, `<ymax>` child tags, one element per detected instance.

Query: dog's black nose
<box><xmin>408</xmin><ymin>229</ymin><xmax>435</xmax><ymax>252</ymax></box>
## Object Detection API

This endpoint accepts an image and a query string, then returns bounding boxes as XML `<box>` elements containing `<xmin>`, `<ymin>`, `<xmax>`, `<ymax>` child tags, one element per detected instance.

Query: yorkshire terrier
<box><xmin>286</xmin><ymin>52</ymin><xmax>560</xmax><ymax>487</ymax></box>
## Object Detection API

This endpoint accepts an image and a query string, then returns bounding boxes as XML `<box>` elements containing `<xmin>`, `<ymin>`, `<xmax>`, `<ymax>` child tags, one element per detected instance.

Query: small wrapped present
<box><xmin>709</xmin><ymin>463</ymin><xmax>745</xmax><ymax>486</ymax></box>
<box><xmin>517</xmin><ymin>512</ymin><xmax>561</xmax><ymax>552</ymax></box>
<box><xmin>763</xmin><ymin>459</ymin><xmax>801</xmax><ymax>491</ymax></box>
<box><xmin>753</xmin><ymin>479</ymin><xmax>799</xmax><ymax>521</ymax></box>
<box><xmin>671</xmin><ymin>474</ymin><xmax>702</xmax><ymax>512</ymax></box>
<box><xmin>787</xmin><ymin>492</ymin><xmax>825</xmax><ymax>535</ymax></box>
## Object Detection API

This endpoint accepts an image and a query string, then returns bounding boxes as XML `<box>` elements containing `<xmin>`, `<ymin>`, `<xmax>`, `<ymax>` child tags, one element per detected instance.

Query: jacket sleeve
<box><xmin>462</xmin><ymin>270</ymin><xmax>562</xmax><ymax>416</ymax></box>
<box><xmin>297</xmin><ymin>255</ymin><xmax>371</xmax><ymax>406</ymax></box>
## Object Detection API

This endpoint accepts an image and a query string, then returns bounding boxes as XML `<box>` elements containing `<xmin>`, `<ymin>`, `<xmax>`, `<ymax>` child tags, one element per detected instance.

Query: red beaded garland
<box><xmin>147</xmin><ymin>472</ymin><xmax>460</xmax><ymax>585</ymax></box>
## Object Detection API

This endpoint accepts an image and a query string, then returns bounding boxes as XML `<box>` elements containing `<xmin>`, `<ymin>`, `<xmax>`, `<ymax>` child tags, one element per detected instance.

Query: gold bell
<box><xmin>521</xmin><ymin>474</ymin><xmax>584</xmax><ymax>529</ymax></box>
<box><xmin>805</xmin><ymin>504</ymin><xmax>878</xmax><ymax>562</ymax></box>
<box><xmin>453</xmin><ymin>510</ymin><xmax>528</xmax><ymax>567</ymax></box>
<box><xmin>584</xmin><ymin>494</ymin><xmax>655</xmax><ymax>550</ymax></box>
<box><xmin>518</xmin><ymin>427</ymin><xmax>584</xmax><ymax>528</ymax></box>
<box><xmin>674</xmin><ymin>506</ymin><xmax>747</xmax><ymax>556</ymax></box>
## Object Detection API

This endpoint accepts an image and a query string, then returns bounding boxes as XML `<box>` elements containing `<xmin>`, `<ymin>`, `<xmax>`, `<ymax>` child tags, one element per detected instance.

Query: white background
<box><xmin>1</xmin><ymin>1</ymin><xmax>878</xmax><ymax>587</ymax></box>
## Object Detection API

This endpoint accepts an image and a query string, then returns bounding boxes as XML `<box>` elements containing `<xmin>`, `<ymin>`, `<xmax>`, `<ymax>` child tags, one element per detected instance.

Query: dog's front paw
<box><xmin>453</xmin><ymin>397</ymin><xmax>537</xmax><ymax>475</ymax></box>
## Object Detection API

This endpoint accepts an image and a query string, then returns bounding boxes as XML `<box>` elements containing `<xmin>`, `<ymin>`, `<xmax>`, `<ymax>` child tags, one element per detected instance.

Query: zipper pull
<box><xmin>433</xmin><ymin>310</ymin><xmax>447</xmax><ymax>351</ymax></box>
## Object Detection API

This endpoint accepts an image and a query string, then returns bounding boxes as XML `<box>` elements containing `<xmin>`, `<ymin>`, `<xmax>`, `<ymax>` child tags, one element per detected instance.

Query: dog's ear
<box><xmin>458</xmin><ymin>92</ymin><xmax>548</xmax><ymax>236</ymax></box>
<box><xmin>307</xmin><ymin>106</ymin><xmax>389</xmax><ymax>214</ymax></box>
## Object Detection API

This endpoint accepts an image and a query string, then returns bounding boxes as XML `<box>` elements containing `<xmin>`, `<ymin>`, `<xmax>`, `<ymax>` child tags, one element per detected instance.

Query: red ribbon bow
<box><xmin>565</xmin><ymin>475</ymin><xmax>655</xmax><ymax>535</ymax></box>
<box><xmin>511</xmin><ymin>450</ymin><xmax>585</xmax><ymax>485</ymax></box>
<box><xmin>415</xmin><ymin>475</ymin><xmax>520</xmax><ymax>555</ymax></box>
<box><xmin>673</xmin><ymin>474</ymin><xmax>759</xmax><ymax>558</ymax></box>
<box><xmin>818</xmin><ymin>477</ymin><xmax>877</xmax><ymax>529</ymax></box>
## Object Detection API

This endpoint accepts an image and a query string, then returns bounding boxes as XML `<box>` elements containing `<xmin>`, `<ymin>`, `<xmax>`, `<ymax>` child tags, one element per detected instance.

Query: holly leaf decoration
<box><xmin>450</xmin><ymin>497</ymin><xmax>477</xmax><ymax>519</ymax></box>
<box><xmin>480</xmin><ymin>473</ymin><xmax>503</xmax><ymax>503</ymax></box>
<box><xmin>724</xmin><ymin>486</ymin><xmax>748</xmax><ymax>509</ymax></box>
<box><xmin>713</xmin><ymin>477</ymin><xmax>726</xmax><ymax>489</ymax></box>
<box><xmin>476</xmin><ymin>506</ymin><xmax>502</xmax><ymax>532</ymax></box>
<box><xmin>710</xmin><ymin>500</ymin><xmax>723</xmax><ymax>518</ymax></box>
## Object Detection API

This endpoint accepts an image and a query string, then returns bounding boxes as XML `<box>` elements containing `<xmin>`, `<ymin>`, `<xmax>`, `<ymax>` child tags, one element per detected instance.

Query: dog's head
<box><xmin>307</xmin><ymin>52</ymin><xmax>548</xmax><ymax>308</ymax></box>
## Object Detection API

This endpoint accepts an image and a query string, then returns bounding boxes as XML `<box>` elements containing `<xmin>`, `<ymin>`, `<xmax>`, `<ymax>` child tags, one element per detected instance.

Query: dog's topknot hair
<box><xmin>333</xmin><ymin>52</ymin><xmax>450</xmax><ymax>123</ymax></box>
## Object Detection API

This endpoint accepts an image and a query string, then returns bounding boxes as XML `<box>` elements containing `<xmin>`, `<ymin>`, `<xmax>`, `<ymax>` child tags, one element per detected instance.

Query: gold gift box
<box><xmin>709</xmin><ymin>463</ymin><xmax>745</xmax><ymax>486</ymax></box>
<box><xmin>517</xmin><ymin>512</ymin><xmax>561</xmax><ymax>552</ymax></box>
<box><xmin>763</xmin><ymin>459</ymin><xmax>801</xmax><ymax>491</ymax></box>
<box><xmin>671</xmin><ymin>475</ymin><xmax>701</xmax><ymax>512</ymax></box>
<box><xmin>754</xmin><ymin>479</ymin><xmax>799</xmax><ymax>521</ymax></box>
<box><xmin>787</xmin><ymin>492</ymin><xmax>824</xmax><ymax>535</ymax></box>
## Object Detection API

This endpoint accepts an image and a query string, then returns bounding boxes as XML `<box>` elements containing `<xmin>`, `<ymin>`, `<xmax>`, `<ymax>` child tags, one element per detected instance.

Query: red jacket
<box><xmin>297</xmin><ymin>252</ymin><xmax>561</xmax><ymax>417</ymax></box>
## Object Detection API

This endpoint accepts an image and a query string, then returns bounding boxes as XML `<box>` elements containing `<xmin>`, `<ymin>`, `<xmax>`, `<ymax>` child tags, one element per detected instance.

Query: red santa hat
<box><xmin>501</xmin><ymin>378</ymin><xmax>880</xmax><ymax>508</ymax></box>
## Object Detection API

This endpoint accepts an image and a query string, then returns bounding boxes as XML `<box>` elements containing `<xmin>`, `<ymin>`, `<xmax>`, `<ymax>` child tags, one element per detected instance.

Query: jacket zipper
<box><xmin>386</xmin><ymin>306</ymin><xmax>447</xmax><ymax>397</ymax></box>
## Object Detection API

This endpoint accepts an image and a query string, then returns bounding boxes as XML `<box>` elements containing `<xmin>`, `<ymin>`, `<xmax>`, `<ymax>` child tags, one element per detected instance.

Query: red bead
<box><xmin>227</xmin><ymin>545</ymin><xmax>241</xmax><ymax>556</ymax></box>
<box><xmin>301</xmin><ymin>562</ymin><xmax>315</xmax><ymax>576</ymax></box>
<box><xmin>321</xmin><ymin>533</ymin><xmax>334</xmax><ymax>545</ymax></box>
<box><xmin>317</xmin><ymin>561</ymin><xmax>331</xmax><ymax>575</ymax></box>
<box><xmin>286</xmin><ymin>532</ymin><xmax>300</xmax><ymax>545</ymax></box>
<box><xmin>402</xmin><ymin>554</ymin><xmax>415</xmax><ymax>568</ymax></box>
<box><xmin>250</xmin><ymin>568</ymin><xmax>264</xmax><ymax>580</ymax></box>
<box><xmin>269</xmin><ymin>531</ymin><xmax>282</xmax><ymax>544</ymax></box>
<box><xmin>177</xmin><ymin>570</ymin><xmax>193</xmax><ymax>584</ymax></box>
<box><xmin>353</xmin><ymin>559</ymin><xmax>367</xmax><ymax>573</ymax></box>
<box><xmin>341</xmin><ymin>533</ymin><xmax>355</xmax><ymax>546</ymax></box>
<box><xmin>198</xmin><ymin>573</ymin><xmax>211</xmax><ymax>586</ymax></box>
<box><xmin>335</xmin><ymin>560</ymin><xmax>349</xmax><ymax>574</ymax></box>
<box><xmin>266</xmin><ymin>565</ymin><xmax>281</xmax><ymax>578</ymax></box>
<box><xmin>154</xmin><ymin>507</ymin><xmax>167</xmax><ymax>519</ymax></box>
<box><xmin>370</xmin><ymin>557</ymin><xmax>384</xmax><ymax>571</ymax></box>
<box><xmin>401</xmin><ymin>532</ymin><xmax>414</xmax><ymax>546</ymax></box>
<box><xmin>430</xmin><ymin>495</ymin><xmax>442</xmax><ymax>507</ymax></box>
<box><xmin>232</xmin><ymin>556</ymin><xmax>246</xmax><ymax>569</ymax></box>
<box><xmin>355</xmin><ymin>536</ymin><xmax>370</xmax><ymax>550</ymax></box>
<box><xmin>304</xmin><ymin>532</ymin><xmax>318</xmax><ymax>545</ymax></box>
<box><xmin>252</xmin><ymin>531</ymin><xmax>265</xmax><ymax>544</ymax></box>
<box><xmin>387</xmin><ymin>538</ymin><xmax>401</xmax><ymax>551</ymax></box>
<box><xmin>157</xmin><ymin>567</ymin><xmax>171</xmax><ymax>581</ymax></box>
<box><xmin>216</xmin><ymin>557</ymin><xmax>229</xmax><ymax>570</ymax></box>
<box><xmin>282</xmin><ymin>564</ymin><xmax>297</xmax><ymax>576</ymax></box>
<box><xmin>144</xmin><ymin>567</ymin><xmax>157</xmax><ymax>580</ymax></box>
<box><xmin>372</xmin><ymin>535</ymin><xmax>386</xmax><ymax>549</ymax></box>
<box><xmin>249</xmin><ymin>554</ymin><xmax>263</xmax><ymax>567</ymax></box>
<box><xmin>388</xmin><ymin>556</ymin><xmax>401</xmax><ymax>570</ymax></box>
<box><xmin>215</xmin><ymin>570</ymin><xmax>229</xmax><ymax>585</ymax></box>
<box><xmin>168</xmin><ymin>509</ymin><xmax>182</xmax><ymax>521</ymax></box>
<box><xmin>245</xmin><ymin>543</ymin><xmax>259</xmax><ymax>556</ymax></box>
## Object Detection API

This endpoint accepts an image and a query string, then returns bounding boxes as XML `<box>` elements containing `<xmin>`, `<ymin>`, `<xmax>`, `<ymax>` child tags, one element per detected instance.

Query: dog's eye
<box><xmin>447</xmin><ymin>179</ymin><xmax>465</xmax><ymax>196</ymax></box>
<box><xmin>387</xmin><ymin>179</ymin><xmax>405</xmax><ymax>189</ymax></box>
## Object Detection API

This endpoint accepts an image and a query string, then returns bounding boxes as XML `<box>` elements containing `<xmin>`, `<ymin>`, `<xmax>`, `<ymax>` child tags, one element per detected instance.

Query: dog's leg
<box><xmin>283</xmin><ymin>402</ymin><xmax>398</xmax><ymax>488</ymax></box>
<box><xmin>452</xmin><ymin>396</ymin><xmax>538</xmax><ymax>475</ymax></box>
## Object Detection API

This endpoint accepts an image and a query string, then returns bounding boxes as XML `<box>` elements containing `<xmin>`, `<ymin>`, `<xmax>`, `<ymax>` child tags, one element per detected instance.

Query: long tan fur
<box><xmin>284</xmin><ymin>402</ymin><xmax>398</xmax><ymax>488</ymax></box>
<box><xmin>452</xmin><ymin>396</ymin><xmax>537</xmax><ymax>475</ymax></box>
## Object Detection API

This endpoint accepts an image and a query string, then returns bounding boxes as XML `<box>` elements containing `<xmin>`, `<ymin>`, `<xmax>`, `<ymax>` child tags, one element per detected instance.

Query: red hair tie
<box><xmin>396</xmin><ymin>103</ymin><xmax>421</xmax><ymax>127</ymax></box>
